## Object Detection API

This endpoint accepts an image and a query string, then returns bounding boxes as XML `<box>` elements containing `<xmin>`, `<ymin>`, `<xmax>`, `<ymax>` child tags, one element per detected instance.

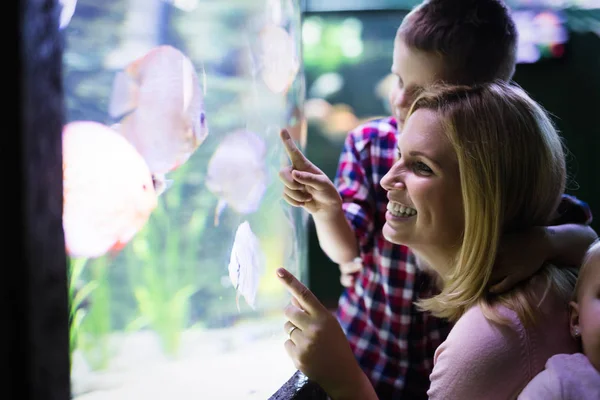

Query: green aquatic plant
<box><xmin>77</xmin><ymin>256</ymin><xmax>114</xmax><ymax>370</ymax></box>
<box><xmin>125</xmin><ymin>166</ymin><xmax>205</xmax><ymax>357</ymax></box>
<box><xmin>68</xmin><ymin>257</ymin><xmax>96</xmax><ymax>369</ymax></box>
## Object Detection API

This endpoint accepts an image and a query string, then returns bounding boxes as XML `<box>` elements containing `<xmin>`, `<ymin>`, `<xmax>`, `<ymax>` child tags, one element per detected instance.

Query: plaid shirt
<box><xmin>333</xmin><ymin>116</ymin><xmax>593</xmax><ymax>399</ymax></box>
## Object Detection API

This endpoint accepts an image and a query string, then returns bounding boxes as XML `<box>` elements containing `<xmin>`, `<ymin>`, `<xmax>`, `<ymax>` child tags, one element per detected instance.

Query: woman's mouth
<box><xmin>387</xmin><ymin>201</ymin><xmax>417</xmax><ymax>218</ymax></box>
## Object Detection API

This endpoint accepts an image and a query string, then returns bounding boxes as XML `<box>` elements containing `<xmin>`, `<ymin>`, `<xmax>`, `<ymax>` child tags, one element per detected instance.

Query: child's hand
<box><xmin>277</xmin><ymin>267</ymin><xmax>366</xmax><ymax>399</ymax></box>
<box><xmin>489</xmin><ymin>227</ymin><xmax>548</xmax><ymax>293</ymax></box>
<box><xmin>279</xmin><ymin>129</ymin><xmax>342</xmax><ymax>219</ymax></box>
<box><xmin>339</xmin><ymin>257</ymin><xmax>362</xmax><ymax>287</ymax></box>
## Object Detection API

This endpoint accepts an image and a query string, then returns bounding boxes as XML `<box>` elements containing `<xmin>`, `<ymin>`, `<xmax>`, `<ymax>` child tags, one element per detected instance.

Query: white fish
<box><xmin>265</xmin><ymin>0</ymin><xmax>294</xmax><ymax>26</ymax></box>
<box><xmin>258</xmin><ymin>23</ymin><xmax>300</xmax><ymax>94</ymax></box>
<box><xmin>62</xmin><ymin>121</ymin><xmax>158</xmax><ymax>259</ymax></box>
<box><xmin>228</xmin><ymin>221</ymin><xmax>265</xmax><ymax>311</ymax></box>
<box><xmin>205</xmin><ymin>130</ymin><xmax>268</xmax><ymax>226</ymax></box>
<box><xmin>108</xmin><ymin>45</ymin><xmax>208</xmax><ymax>191</ymax></box>
<box><xmin>58</xmin><ymin>0</ymin><xmax>77</xmax><ymax>30</ymax></box>
<box><xmin>162</xmin><ymin>0</ymin><xmax>199</xmax><ymax>12</ymax></box>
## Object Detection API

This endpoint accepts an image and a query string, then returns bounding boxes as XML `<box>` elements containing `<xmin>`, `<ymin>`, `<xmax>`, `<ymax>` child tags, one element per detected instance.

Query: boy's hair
<box><xmin>574</xmin><ymin>239</ymin><xmax>600</xmax><ymax>301</ymax></box>
<box><xmin>397</xmin><ymin>0</ymin><xmax>518</xmax><ymax>84</ymax></box>
<box><xmin>410</xmin><ymin>81</ymin><xmax>574</xmax><ymax>326</ymax></box>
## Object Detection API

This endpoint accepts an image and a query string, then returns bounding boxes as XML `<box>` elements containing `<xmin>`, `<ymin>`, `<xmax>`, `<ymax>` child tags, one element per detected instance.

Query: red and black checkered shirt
<box><xmin>333</xmin><ymin>116</ymin><xmax>593</xmax><ymax>399</ymax></box>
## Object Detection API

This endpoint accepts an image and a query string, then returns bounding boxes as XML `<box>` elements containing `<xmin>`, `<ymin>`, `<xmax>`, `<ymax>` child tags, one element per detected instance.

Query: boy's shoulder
<box><xmin>345</xmin><ymin>115</ymin><xmax>399</xmax><ymax>152</ymax></box>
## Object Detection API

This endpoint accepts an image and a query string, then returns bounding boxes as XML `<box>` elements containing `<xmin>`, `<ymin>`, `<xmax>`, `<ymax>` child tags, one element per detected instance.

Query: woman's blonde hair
<box><xmin>410</xmin><ymin>81</ymin><xmax>576</xmax><ymax>325</ymax></box>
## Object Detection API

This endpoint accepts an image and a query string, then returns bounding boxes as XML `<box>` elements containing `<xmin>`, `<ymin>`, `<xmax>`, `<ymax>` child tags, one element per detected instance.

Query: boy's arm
<box><xmin>544</xmin><ymin>223</ymin><xmax>597</xmax><ymax>266</ymax></box>
<box><xmin>329</xmin><ymin>128</ymin><xmax>378</xmax><ymax>263</ymax></box>
<box><xmin>491</xmin><ymin>194</ymin><xmax>597</xmax><ymax>293</ymax></box>
<box><xmin>312</xmin><ymin>208</ymin><xmax>359</xmax><ymax>265</ymax></box>
<box><xmin>548</xmin><ymin>194</ymin><xmax>597</xmax><ymax>265</ymax></box>
<box><xmin>280</xmin><ymin>129</ymin><xmax>368</xmax><ymax>264</ymax></box>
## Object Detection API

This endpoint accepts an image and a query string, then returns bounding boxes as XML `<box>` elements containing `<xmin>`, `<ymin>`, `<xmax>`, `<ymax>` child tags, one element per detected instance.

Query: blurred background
<box><xmin>300</xmin><ymin>0</ymin><xmax>600</xmax><ymax>308</ymax></box>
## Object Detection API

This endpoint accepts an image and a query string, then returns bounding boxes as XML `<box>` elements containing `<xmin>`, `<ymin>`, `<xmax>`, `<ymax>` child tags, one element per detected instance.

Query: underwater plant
<box><xmin>68</xmin><ymin>257</ymin><xmax>95</xmax><ymax>368</ymax></box>
<box><xmin>76</xmin><ymin>256</ymin><xmax>114</xmax><ymax>370</ymax></box>
<box><xmin>125</xmin><ymin>165</ymin><xmax>201</xmax><ymax>357</ymax></box>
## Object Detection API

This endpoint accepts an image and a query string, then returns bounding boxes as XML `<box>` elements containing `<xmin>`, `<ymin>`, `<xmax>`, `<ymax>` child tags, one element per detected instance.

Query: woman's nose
<box><xmin>380</xmin><ymin>164</ymin><xmax>406</xmax><ymax>191</ymax></box>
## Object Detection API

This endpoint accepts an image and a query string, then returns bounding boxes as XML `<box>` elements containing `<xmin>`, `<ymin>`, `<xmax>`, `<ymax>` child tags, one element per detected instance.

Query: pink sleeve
<box><xmin>427</xmin><ymin>305</ymin><xmax>529</xmax><ymax>400</ymax></box>
<box><xmin>517</xmin><ymin>369</ymin><xmax>563</xmax><ymax>400</ymax></box>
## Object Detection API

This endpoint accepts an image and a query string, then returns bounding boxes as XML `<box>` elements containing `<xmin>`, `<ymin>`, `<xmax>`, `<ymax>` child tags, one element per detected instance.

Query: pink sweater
<box><xmin>427</xmin><ymin>278</ymin><xmax>578</xmax><ymax>400</ymax></box>
<box><xmin>517</xmin><ymin>353</ymin><xmax>600</xmax><ymax>399</ymax></box>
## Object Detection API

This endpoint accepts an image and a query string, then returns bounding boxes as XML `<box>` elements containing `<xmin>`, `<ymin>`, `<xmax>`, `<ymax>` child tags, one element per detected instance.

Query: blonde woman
<box><xmin>276</xmin><ymin>81</ymin><xmax>587</xmax><ymax>400</ymax></box>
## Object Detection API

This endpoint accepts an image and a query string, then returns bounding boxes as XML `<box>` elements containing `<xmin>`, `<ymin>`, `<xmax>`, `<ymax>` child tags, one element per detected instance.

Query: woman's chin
<box><xmin>383</xmin><ymin>222</ymin><xmax>407</xmax><ymax>245</ymax></box>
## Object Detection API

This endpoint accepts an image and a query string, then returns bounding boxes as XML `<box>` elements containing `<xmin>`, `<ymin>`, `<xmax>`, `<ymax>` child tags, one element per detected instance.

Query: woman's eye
<box><xmin>414</xmin><ymin>162</ymin><xmax>433</xmax><ymax>174</ymax></box>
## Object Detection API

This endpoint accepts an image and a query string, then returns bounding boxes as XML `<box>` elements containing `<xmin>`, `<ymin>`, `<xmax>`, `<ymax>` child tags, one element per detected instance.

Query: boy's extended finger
<box><xmin>281</xmin><ymin>129</ymin><xmax>311</xmax><ymax>170</ymax></box>
<box><xmin>279</xmin><ymin>167</ymin><xmax>304</xmax><ymax>190</ymax></box>
<box><xmin>276</xmin><ymin>267</ymin><xmax>322</xmax><ymax>315</ymax></box>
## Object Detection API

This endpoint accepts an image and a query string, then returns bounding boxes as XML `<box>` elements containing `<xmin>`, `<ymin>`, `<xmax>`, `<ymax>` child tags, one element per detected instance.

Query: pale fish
<box><xmin>205</xmin><ymin>129</ymin><xmax>268</xmax><ymax>226</ymax></box>
<box><xmin>161</xmin><ymin>0</ymin><xmax>199</xmax><ymax>12</ymax></box>
<box><xmin>228</xmin><ymin>221</ymin><xmax>265</xmax><ymax>311</ymax></box>
<box><xmin>58</xmin><ymin>0</ymin><xmax>77</xmax><ymax>30</ymax></box>
<box><xmin>108</xmin><ymin>45</ymin><xmax>208</xmax><ymax>192</ymax></box>
<box><xmin>265</xmin><ymin>0</ymin><xmax>294</xmax><ymax>26</ymax></box>
<box><xmin>62</xmin><ymin>121</ymin><xmax>158</xmax><ymax>259</ymax></box>
<box><xmin>258</xmin><ymin>23</ymin><xmax>300</xmax><ymax>94</ymax></box>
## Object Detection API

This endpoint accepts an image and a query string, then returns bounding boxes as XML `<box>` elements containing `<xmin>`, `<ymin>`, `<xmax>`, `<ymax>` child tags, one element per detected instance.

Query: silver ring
<box><xmin>288</xmin><ymin>325</ymin><xmax>298</xmax><ymax>340</ymax></box>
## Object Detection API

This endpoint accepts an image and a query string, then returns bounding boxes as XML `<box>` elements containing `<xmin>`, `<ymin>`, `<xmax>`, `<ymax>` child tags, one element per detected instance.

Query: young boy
<box><xmin>279</xmin><ymin>0</ymin><xmax>597</xmax><ymax>398</ymax></box>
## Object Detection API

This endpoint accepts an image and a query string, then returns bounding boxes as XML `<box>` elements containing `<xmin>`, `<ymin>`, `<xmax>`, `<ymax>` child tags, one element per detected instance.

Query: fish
<box><xmin>108</xmin><ymin>45</ymin><xmax>208</xmax><ymax>192</ymax></box>
<box><xmin>205</xmin><ymin>129</ymin><xmax>268</xmax><ymax>226</ymax></box>
<box><xmin>258</xmin><ymin>23</ymin><xmax>300</xmax><ymax>94</ymax></box>
<box><xmin>265</xmin><ymin>0</ymin><xmax>294</xmax><ymax>26</ymax></box>
<box><xmin>58</xmin><ymin>0</ymin><xmax>77</xmax><ymax>30</ymax></box>
<box><xmin>162</xmin><ymin>0</ymin><xmax>199</xmax><ymax>12</ymax></box>
<box><xmin>62</xmin><ymin>121</ymin><xmax>158</xmax><ymax>259</ymax></box>
<box><xmin>228</xmin><ymin>221</ymin><xmax>265</xmax><ymax>311</ymax></box>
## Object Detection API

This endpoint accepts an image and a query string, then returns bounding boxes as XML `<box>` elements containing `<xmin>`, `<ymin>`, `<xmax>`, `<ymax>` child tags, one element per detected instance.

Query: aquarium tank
<box><xmin>62</xmin><ymin>0</ymin><xmax>307</xmax><ymax>398</ymax></box>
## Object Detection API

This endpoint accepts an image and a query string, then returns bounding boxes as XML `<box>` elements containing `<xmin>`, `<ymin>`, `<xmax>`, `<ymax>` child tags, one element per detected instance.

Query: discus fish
<box><xmin>108</xmin><ymin>45</ymin><xmax>208</xmax><ymax>191</ymax></box>
<box><xmin>205</xmin><ymin>130</ymin><xmax>268</xmax><ymax>226</ymax></box>
<box><xmin>228</xmin><ymin>221</ymin><xmax>265</xmax><ymax>311</ymax></box>
<box><xmin>62</xmin><ymin>121</ymin><xmax>158</xmax><ymax>258</ymax></box>
<box><xmin>58</xmin><ymin>0</ymin><xmax>77</xmax><ymax>30</ymax></box>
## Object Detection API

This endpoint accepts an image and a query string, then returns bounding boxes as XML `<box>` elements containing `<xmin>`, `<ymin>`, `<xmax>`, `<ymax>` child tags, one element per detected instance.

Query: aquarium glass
<box><xmin>63</xmin><ymin>0</ymin><xmax>307</xmax><ymax>398</ymax></box>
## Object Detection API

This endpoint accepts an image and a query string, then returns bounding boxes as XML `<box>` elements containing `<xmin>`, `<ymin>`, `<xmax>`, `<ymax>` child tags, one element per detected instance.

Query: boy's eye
<box><xmin>396</xmin><ymin>76</ymin><xmax>404</xmax><ymax>88</ymax></box>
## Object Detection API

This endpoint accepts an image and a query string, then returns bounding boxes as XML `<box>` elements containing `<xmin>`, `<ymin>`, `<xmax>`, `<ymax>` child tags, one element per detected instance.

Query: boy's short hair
<box><xmin>397</xmin><ymin>0</ymin><xmax>518</xmax><ymax>84</ymax></box>
<box><xmin>574</xmin><ymin>239</ymin><xmax>600</xmax><ymax>301</ymax></box>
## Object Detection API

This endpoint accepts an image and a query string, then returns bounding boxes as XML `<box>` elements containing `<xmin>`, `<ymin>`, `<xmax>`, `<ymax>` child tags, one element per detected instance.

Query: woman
<box><xmin>276</xmin><ymin>81</ymin><xmax>580</xmax><ymax>399</ymax></box>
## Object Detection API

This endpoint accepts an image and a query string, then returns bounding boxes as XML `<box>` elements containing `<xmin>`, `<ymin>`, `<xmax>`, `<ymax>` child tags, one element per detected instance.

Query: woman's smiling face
<box><xmin>380</xmin><ymin>108</ymin><xmax>464</xmax><ymax>264</ymax></box>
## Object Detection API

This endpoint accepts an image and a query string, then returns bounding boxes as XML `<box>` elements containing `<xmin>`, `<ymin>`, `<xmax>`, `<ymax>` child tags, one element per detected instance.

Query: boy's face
<box><xmin>390</xmin><ymin>38</ymin><xmax>448</xmax><ymax>131</ymax></box>
<box><xmin>570</xmin><ymin>252</ymin><xmax>600</xmax><ymax>372</ymax></box>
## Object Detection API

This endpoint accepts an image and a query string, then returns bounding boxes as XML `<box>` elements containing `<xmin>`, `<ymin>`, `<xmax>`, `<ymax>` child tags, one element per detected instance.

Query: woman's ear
<box><xmin>569</xmin><ymin>300</ymin><xmax>581</xmax><ymax>339</ymax></box>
